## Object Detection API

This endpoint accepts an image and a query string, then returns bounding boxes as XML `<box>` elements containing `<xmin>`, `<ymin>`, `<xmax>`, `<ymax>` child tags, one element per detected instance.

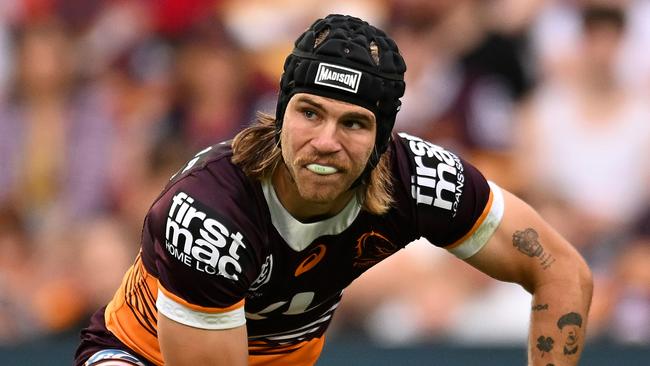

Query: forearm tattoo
<box><xmin>557</xmin><ymin>312</ymin><xmax>583</xmax><ymax>355</ymax></box>
<box><xmin>512</xmin><ymin>228</ymin><xmax>556</xmax><ymax>269</ymax></box>
<box><xmin>534</xmin><ymin>312</ymin><xmax>584</xmax><ymax>361</ymax></box>
<box><xmin>536</xmin><ymin>335</ymin><xmax>554</xmax><ymax>357</ymax></box>
<box><xmin>532</xmin><ymin>303</ymin><xmax>549</xmax><ymax>311</ymax></box>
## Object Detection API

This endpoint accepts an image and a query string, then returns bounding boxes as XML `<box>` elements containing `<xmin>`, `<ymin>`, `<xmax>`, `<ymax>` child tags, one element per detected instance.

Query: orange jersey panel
<box><xmin>104</xmin><ymin>253</ymin><xmax>323</xmax><ymax>366</ymax></box>
<box><xmin>104</xmin><ymin>253</ymin><xmax>164</xmax><ymax>365</ymax></box>
<box><xmin>249</xmin><ymin>337</ymin><xmax>325</xmax><ymax>366</ymax></box>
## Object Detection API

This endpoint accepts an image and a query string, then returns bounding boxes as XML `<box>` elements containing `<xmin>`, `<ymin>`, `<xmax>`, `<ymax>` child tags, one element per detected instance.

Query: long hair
<box><xmin>231</xmin><ymin>112</ymin><xmax>394</xmax><ymax>215</ymax></box>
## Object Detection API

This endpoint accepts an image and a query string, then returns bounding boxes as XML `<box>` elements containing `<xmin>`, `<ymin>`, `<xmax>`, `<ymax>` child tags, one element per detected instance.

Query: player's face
<box><xmin>277</xmin><ymin>93</ymin><xmax>376</xmax><ymax>217</ymax></box>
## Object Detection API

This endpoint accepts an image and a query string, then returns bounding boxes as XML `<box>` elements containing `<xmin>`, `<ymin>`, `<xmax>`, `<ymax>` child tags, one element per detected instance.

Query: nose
<box><xmin>310</xmin><ymin>119</ymin><xmax>342</xmax><ymax>153</ymax></box>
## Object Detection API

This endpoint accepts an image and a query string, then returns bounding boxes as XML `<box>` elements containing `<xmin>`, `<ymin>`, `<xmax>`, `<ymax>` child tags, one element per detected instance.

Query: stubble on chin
<box><xmin>295</xmin><ymin>170</ymin><xmax>346</xmax><ymax>202</ymax></box>
<box><xmin>281</xmin><ymin>147</ymin><xmax>366</xmax><ymax>203</ymax></box>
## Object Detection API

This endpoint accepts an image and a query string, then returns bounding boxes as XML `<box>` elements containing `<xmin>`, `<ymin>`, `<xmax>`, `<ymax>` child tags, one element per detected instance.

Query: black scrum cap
<box><xmin>275</xmin><ymin>14</ymin><xmax>406</xmax><ymax>170</ymax></box>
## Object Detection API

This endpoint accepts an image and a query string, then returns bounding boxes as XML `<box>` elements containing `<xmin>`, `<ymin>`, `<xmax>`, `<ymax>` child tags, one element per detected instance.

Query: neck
<box><xmin>271</xmin><ymin>163</ymin><xmax>356</xmax><ymax>223</ymax></box>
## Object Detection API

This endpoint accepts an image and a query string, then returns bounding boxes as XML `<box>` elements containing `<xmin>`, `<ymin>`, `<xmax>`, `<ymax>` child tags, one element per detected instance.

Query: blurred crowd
<box><xmin>0</xmin><ymin>0</ymin><xmax>648</xmax><ymax>349</ymax></box>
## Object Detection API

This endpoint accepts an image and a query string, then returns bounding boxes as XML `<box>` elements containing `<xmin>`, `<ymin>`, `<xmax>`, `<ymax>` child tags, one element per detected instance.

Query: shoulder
<box><xmin>388</xmin><ymin>133</ymin><xmax>500</xmax><ymax>253</ymax></box>
<box><xmin>147</xmin><ymin>141</ymin><xmax>270</xmax><ymax>280</ymax></box>
<box><xmin>158</xmin><ymin>142</ymin><xmax>261</xmax><ymax>216</ymax></box>
<box><xmin>168</xmin><ymin>142</ymin><xmax>241</xmax><ymax>187</ymax></box>
<box><xmin>390</xmin><ymin>132</ymin><xmax>468</xmax><ymax>215</ymax></box>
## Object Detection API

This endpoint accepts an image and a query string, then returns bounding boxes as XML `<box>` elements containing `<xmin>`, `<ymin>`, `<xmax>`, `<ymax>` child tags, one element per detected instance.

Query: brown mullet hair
<box><xmin>231</xmin><ymin>112</ymin><xmax>394</xmax><ymax>215</ymax></box>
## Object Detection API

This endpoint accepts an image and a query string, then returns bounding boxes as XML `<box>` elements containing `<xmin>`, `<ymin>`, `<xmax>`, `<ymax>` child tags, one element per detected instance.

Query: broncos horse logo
<box><xmin>353</xmin><ymin>231</ymin><xmax>396</xmax><ymax>269</ymax></box>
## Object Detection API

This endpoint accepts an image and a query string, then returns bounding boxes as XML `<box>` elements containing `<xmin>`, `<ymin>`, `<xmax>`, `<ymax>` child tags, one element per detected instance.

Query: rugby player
<box><xmin>74</xmin><ymin>14</ymin><xmax>592</xmax><ymax>366</ymax></box>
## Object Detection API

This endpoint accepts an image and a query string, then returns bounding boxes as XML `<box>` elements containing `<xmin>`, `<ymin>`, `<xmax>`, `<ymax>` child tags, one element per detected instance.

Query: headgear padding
<box><xmin>275</xmin><ymin>14</ymin><xmax>406</xmax><ymax>170</ymax></box>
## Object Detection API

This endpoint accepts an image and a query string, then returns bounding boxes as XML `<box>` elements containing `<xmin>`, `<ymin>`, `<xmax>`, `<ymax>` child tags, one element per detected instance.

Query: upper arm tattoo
<box><xmin>512</xmin><ymin>228</ymin><xmax>556</xmax><ymax>269</ymax></box>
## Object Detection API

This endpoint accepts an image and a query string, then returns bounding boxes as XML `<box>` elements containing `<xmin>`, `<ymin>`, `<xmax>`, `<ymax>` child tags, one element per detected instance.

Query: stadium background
<box><xmin>0</xmin><ymin>0</ymin><xmax>648</xmax><ymax>364</ymax></box>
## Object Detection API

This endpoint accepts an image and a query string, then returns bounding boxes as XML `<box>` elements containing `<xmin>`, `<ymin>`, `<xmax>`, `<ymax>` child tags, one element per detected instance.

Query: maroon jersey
<box><xmin>76</xmin><ymin>133</ymin><xmax>504</xmax><ymax>366</ymax></box>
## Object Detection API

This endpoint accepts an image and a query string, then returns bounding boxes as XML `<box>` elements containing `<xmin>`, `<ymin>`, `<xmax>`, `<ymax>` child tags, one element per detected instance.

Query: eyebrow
<box><xmin>295</xmin><ymin>96</ymin><xmax>374</xmax><ymax>123</ymax></box>
<box><xmin>296</xmin><ymin>96</ymin><xmax>325</xmax><ymax>111</ymax></box>
<box><xmin>341</xmin><ymin>111</ymin><xmax>374</xmax><ymax>124</ymax></box>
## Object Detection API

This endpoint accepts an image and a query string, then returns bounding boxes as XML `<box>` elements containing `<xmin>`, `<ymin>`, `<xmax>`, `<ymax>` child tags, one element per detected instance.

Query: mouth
<box><xmin>306</xmin><ymin>163</ymin><xmax>339</xmax><ymax>176</ymax></box>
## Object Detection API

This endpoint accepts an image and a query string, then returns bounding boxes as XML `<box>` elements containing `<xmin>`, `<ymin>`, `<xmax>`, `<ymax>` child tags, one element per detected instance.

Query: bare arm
<box><xmin>465</xmin><ymin>189</ymin><xmax>593</xmax><ymax>365</ymax></box>
<box><xmin>158</xmin><ymin>312</ymin><xmax>248</xmax><ymax>365</ymax></box>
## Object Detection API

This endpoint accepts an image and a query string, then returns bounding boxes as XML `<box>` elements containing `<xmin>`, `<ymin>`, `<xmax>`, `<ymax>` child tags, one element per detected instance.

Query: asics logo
<box><xmin>295</xmin><ymin>244</ymin><xmax>326</xmax><ymax>276</ymax></box>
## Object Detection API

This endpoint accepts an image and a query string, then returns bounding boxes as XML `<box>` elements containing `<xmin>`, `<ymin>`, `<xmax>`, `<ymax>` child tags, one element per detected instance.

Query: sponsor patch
<box><xmin>314</xmin><ymin>63</ymin><xmax>362</xmax><ymax>93</ymax></box>
<box><xmin>399</xmin><ymin>133</ymin><xmax>465</xmax><ymax>217</ymax></box>
<box><xmin>165</xmin><ymin>192</ymin><xmax>246</xmax><ymax>280</ymax></box>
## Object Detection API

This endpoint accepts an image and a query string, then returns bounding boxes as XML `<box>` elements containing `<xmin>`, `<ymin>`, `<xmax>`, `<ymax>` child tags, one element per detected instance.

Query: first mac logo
<box><xmin>165</xmin><ymin>192</ymin><xmax>246</xmax><ymax>280</ymax></box>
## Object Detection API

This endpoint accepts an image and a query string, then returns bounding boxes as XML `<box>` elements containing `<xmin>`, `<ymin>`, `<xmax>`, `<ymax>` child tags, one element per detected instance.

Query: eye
<box><xmin>342</xmin><ymin>119</ymin><xmax>364</xmax><ymax>130</ymax></box>
<box><xmin>302</xmin><ymin>109</ymin><xmax>318</xmax><ymax>120</ymax></box>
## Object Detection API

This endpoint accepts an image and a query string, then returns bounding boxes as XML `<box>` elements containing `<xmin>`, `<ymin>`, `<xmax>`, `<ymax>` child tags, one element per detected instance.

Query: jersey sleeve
<box><xmin>146</xmin><ymin>146</ymin><xmax>264</xmax><ymax>330</ymax></box>
<box><xmin>393</xmin><ymin>133</ymin><xmax>505</xmax><ymax>259</ymax></box>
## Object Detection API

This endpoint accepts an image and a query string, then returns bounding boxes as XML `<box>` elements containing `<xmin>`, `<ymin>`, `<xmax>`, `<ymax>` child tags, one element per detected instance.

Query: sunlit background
<box><xmin>0</xmin><ymin>0</ymin><xmax>649</xmax><ymax>364</ymax></box>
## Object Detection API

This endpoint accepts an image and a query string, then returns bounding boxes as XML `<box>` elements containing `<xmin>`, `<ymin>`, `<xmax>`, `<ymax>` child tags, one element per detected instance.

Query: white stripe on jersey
<box><xmin>156</xmin><ymin>289</ymin><xmax>246</xmax><ymax>330</ymax></box>
<box><xmin>248</xmin><ymin>302</ymin><xmax>339</xmax><ymax>340</ymax></box>
<box><xmin>448</xmin><ymin>181</ymin><xmax>505</xmax><ymax>259</ymax></box>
